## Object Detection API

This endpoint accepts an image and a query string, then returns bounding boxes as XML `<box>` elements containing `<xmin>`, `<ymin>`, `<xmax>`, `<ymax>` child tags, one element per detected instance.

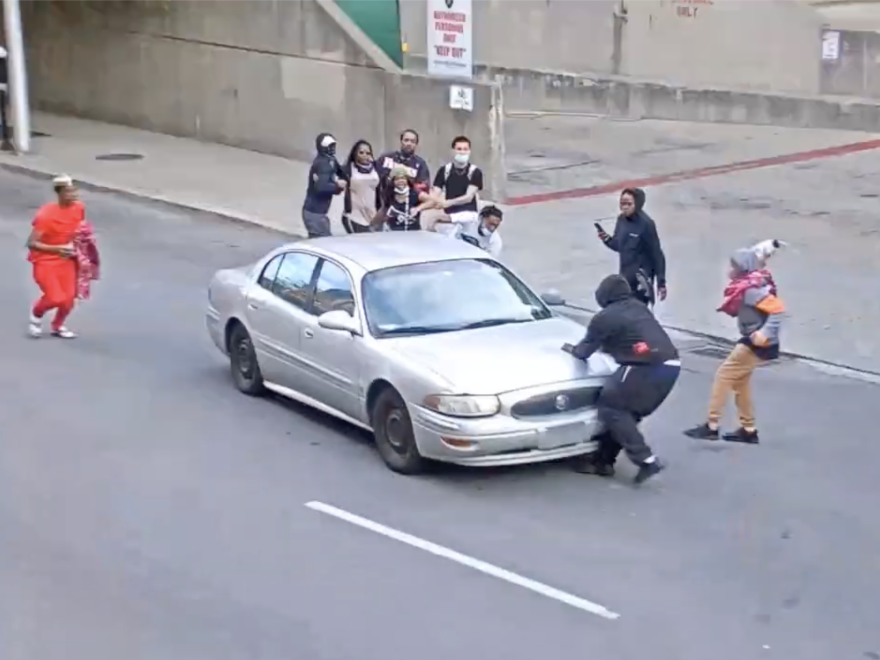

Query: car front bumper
<box><xmin>410</xmin><ymin>405</ymin><xmax>602</xmax><ymax>467</ymax></box>
<box><xmin>206</xmin><ymin>308</ymin><xmax>226</xmax><ymax>355</ymax></box>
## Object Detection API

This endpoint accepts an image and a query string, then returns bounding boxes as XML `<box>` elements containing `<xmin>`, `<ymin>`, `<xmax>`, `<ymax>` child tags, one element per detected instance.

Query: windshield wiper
<box><xmin>379</xmin><ymin>325</ymin><xmax>456</xmax><ymax>336</ymax></box>
<box><xmin>458</xmin><ymin>317</ymin><xmax>532</xmax><ymax>330</ymax></box>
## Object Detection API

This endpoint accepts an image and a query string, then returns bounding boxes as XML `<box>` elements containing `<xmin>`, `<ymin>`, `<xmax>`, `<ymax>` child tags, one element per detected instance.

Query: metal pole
<box><xmin>2</xmin><ymin>0</ymin><xmax>30</xmax><ymax>153</ymax></box>
<box><xmin>0</xmin><ymin>90</ymin><xmax>12</xmax><ymax>151</ymax></box>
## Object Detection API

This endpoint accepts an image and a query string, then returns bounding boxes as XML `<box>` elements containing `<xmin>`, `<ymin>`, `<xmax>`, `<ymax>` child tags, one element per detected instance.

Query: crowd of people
<box><xmin>301</xmin><ymin>128</ymin><xmax>504</xmax><ymax>257</ymax></box>
<box><xmin>23</xmin><ymin>148</ymin><xmax>787</xmax><ymax>488</ymax></box>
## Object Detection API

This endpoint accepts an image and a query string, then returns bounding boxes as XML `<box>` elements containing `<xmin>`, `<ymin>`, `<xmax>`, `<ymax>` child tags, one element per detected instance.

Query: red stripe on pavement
<box><xmin>506</xmin><ymin>137</ymin><xmax>880</xmax><ymax>206</ymax></box>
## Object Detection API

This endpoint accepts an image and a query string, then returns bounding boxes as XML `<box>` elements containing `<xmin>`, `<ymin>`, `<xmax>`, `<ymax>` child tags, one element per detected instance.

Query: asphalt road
<box><xmin>0</xmin><ymin>170</ymin><xmax>877</xmax><ymax>660</ymax></box>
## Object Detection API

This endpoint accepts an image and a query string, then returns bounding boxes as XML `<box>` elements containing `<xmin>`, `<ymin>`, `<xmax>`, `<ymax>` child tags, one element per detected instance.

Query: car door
<box><xmin>244</xmin><ymin>250</ymin><xmax>320</xmax><ymax>391</ymax></box>
<box><xmin>295</xmin><ymin>258</ymin><xmax>365</xmax><ymax>421</ymax></box>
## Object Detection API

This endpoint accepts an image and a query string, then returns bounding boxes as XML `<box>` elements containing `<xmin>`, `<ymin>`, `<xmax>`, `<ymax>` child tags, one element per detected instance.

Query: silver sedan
<box><xmin>206</xmin><ymin>232</ymin><xmax>616</xmax><ymax>474</ymax></box>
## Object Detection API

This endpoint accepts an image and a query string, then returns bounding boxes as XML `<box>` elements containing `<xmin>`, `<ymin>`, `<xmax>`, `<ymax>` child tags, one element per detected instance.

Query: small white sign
<box><xmin>427</xmin><ymin>0</ymin><xmax>473</xmax><ymax>79</ymax></box>
<box><xmin>822</xmin><ymin>31</ymin><xmax>840</xmax><ymax>61</ymax></box>
<box><xmin>449</xmin><ymin>85</ymin><xmax>474</xmax><ymax>111</ymax></box>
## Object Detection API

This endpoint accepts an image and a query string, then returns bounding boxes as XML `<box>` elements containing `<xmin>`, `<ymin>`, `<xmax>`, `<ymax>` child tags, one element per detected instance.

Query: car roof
<box><xmin>278</xmin><ymin>232</ymin><xmax>489</xmax><ymax>272</ymax></box>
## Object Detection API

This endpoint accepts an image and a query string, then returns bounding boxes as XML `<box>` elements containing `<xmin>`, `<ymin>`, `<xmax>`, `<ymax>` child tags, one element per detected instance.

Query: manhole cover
<box><xmin>95</xmin><ymin>153</ymin><xmax>144</xmax><ymax>162</ymax></box>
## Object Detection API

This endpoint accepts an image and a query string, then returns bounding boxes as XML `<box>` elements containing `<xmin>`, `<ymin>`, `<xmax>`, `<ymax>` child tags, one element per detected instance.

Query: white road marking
<box><xmin>305</xmin><ymin>500</ymin><xmax>620</xmax><ymax>620</ymax></box>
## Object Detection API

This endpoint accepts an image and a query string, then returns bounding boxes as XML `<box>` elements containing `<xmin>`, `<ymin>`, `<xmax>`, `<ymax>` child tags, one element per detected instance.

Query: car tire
<box><xmin>229</xmin><ymin>324</ymin><xmax>265</xmax><ymax>396</ymax></box>
<box><xmin>372</xmin><ymin>388</ymin><xmax>426</xmax><ymax>475</ymax></box>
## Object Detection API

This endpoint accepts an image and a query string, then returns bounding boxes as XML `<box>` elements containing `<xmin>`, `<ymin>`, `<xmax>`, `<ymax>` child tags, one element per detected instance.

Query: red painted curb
<box><xmin>507</xmin><ymin>138</ymin><xmax>880</xmax><ymax>206</ymax></box>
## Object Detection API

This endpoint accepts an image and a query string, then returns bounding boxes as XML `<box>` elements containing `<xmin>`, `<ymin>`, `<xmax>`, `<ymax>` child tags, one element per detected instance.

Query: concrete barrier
<box><xmin>21</xmin><ymin>0</ymin><xmax>507</xmax><ymax>200</ymax></box>
<box><xmin>479</xmin><ymin>64</ymin><xmax>880</xmax><ymax>132</ymax></box>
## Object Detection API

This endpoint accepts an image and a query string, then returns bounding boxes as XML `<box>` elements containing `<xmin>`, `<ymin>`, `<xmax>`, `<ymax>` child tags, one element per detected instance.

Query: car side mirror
<box><xmin>541</xmin><ymin>290</ymin><xmax>566</xmax><ymax>306</ymax></box>
<box><xmin>317</xmin><ymin>310</ymin><xmax>361</xmax><ymax>335</ymax></box>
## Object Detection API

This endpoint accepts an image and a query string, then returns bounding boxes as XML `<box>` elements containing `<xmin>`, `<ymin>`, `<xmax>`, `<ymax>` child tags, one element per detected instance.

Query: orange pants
<box><xmin>32</xmin><ymin>260</ymin><xmax>77</xmax><ymax>331</ymax></box>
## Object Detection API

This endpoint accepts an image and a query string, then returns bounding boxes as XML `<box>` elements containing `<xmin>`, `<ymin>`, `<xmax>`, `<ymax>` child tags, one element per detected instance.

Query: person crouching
<box><xmin>563</xmin><ymin>274</ymin><xmax>681</xmax><ymax>485</ymax></box>
<box><xmin>683</xmin><ymin>247</ymin><xmax>786</xmax><ymax>444</ymax></box>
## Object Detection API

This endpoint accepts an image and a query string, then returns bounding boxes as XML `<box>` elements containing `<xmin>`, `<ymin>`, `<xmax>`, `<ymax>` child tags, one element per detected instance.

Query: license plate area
<box><xmin>538</xmin><ymin>423</ymin><xmax>590</xmax><ymax>450</ymax></box>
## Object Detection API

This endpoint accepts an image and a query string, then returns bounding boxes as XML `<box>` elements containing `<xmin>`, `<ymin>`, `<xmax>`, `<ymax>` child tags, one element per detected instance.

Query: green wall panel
<box><xmin>336</xmin><ymin>0</ymin><xmax>403</xmax><ymax>67</ymax></box>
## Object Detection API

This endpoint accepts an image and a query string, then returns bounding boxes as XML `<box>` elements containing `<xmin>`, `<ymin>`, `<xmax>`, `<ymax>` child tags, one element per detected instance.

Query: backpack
<box><xmin>444</xmin><ymin>162</ymin><xmax>477</xmax><ymax>182</ymax></box>
<box><xmin>442</xmin><ymin>163</ymin><xmax>479</xmax><ymax>208</ymax></box>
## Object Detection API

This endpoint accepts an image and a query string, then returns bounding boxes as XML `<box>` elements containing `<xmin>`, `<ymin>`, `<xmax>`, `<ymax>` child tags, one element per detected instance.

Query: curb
<box><xmin>0</xmin><ymin>161</ymin><xmax>306</xmax><ymax>240</ymax></box>
<box><xmin>558</xmin><ymin>303</ymin><xmax>880</xmax><ymax>384</ymax></box>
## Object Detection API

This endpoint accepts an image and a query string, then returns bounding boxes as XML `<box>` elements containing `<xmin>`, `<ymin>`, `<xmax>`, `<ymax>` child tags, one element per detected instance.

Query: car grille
<box><xmin>510</xmin><ymin>386</ymin><xmax>602</xmax><ymax>418</ymax></box>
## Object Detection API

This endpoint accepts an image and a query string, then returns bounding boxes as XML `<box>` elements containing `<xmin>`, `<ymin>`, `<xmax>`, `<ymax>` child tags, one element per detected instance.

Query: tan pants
<box><xmin>708</xmin><ymin>344</ymin><xmax>763</xmax><ymax>430</ymax></box>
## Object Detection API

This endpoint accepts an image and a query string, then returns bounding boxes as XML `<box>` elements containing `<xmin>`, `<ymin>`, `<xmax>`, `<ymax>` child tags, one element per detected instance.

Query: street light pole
<box><xmin>2</xmin><ymin>0</ymin><xmax>30</xmax><ymax>153</ymax></box>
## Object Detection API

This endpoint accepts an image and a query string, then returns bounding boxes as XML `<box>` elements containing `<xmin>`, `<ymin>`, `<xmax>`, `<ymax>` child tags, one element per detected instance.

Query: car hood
<box><xmin>385</xmin><ymin>316</ymin><xmax>616</xmax><ymax>394</ymax></box>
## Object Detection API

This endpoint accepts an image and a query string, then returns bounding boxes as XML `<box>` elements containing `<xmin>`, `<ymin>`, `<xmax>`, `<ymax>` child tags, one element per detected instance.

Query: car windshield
<box><xmin>361</xmin><ymin>258</ymin><xmax>553</xmax><ymax>338</ymax></box>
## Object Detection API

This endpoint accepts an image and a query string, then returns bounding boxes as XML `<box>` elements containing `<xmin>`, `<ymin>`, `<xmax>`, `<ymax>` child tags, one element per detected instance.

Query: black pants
<box><xmin>342</xmin><ymin>216</ymin><xmax>373</xmax><ymax>234</ymax></box>
<box><xmin>596</xmin><ymin>361</ymin><xmax>680</xmax><ymax>466</ymax></box>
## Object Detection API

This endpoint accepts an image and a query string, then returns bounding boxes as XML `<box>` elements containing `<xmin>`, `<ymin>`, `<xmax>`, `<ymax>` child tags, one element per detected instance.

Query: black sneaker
<box><xmin>634</xmin><ymin>459</ymin><xmax>665</xmax><ymax>485</ymax></box>
<box><xmin>723</xmin><ymin>428</ymin><xmax>759</xmax><ymax>444</ymax></box>
<box><xmin>683</xmin><ymin>423</ymin><xmax>720</xmax><ymax>441</ymax></box>
<box><xmin>570</xmin><ymin>455</ymin><xmax>616</xmax><ymax>477</ymax></box>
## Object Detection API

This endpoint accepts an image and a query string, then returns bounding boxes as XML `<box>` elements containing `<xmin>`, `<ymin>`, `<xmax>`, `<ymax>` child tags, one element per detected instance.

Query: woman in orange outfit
<box><xmin>27</xmin><ymin>175</ymin><xmax>99</xmax><ymax>339</ymax></box>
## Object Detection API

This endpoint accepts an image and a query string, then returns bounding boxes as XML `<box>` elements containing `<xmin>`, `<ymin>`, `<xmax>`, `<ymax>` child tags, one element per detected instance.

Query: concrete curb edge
<box><xmin>0</xmin><ymin>161</ymin><xmax>306</xmax><ymax>240</ymax></box>
<box><xmin>558</xmin><ymin>303</ymin><xmax>880</xmax><ymax>384</ymax></box>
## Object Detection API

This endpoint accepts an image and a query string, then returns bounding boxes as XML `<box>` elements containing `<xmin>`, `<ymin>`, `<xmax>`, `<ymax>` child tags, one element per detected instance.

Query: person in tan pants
<box><xmin>684</xmin><ymin>247</ymin><xmax>785</xmax><ymax>444</ymax></box>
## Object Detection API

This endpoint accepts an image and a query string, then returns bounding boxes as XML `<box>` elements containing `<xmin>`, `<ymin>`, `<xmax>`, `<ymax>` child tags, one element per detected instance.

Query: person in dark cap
<box><xmin>595</xmin><ymin>188</ymin><xmax>667</xmax><ymax>307</ymax></box>
<box><xmin>302</xmin><ymin>132</ymin><xmax>346</xmax><ymax>238</ymax></box>
<box><xmin>563</xmin><ymin>274</ymin><xmax>680</xmax><ymax>485</ymax></box>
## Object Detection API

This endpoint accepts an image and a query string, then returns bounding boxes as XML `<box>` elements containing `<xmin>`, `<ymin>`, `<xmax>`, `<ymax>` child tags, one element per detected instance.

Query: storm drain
<box><xmin>95</xmin><ymin>153</ymin><xmax>144</xmax><ymax>162</ymax></box>
<box><xmin>688</xmin><ymin>345</ymin><xmax>732</xmax><ymax>360</ymax></box>
<box><xmin>686</xmin><ymin>343</ymin><xmax>790</xmax><ymax>367</ymax></box>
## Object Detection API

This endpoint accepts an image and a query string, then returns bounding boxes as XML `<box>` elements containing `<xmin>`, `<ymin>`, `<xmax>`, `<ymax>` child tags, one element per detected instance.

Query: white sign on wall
<box><xmin>449</xmin><ymin>85</ymin><xmax>474</xmax><ymax>111</ymax></box>
<box><xmin>427</xmin><ymin>0</ymin><xmax>473</xmax><ymax>80</ymax></box>
<box><xmin>822</xmin><ymin>30</ymin><xmax>841</xmax><ymax>61</ymax></box>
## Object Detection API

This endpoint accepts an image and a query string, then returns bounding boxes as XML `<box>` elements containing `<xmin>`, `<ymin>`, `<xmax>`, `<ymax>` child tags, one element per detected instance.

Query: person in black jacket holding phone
<box><xmin>563</xmin><ymin>274</ymin><xmax>680</xmax><ymax>485</ymax></box>
<box><xmin>596</xmin><ymin>188</ymin><xmax>667</xmax><ymax>307</ymax></box>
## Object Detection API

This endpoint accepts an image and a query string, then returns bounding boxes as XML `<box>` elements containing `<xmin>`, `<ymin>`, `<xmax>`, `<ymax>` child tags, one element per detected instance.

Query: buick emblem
<box><xmin>445</xmin><ymin>0</ymin><xmax>454</xmax><ymax>7</ymax></box>
<box><xmin>554</xmin><ymin>394</ymin><xmax>570</xmax><ymax>411</ymax></box>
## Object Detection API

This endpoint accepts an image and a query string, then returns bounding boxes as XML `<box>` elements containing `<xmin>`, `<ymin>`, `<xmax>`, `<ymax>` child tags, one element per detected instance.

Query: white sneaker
<box><xmin>51</xmin><ymin>326</ymin><xmax>77</xmax><ymax>339</ymax></box>
<box><xmin>28</xmin><ymin>313</ymin><xmax>43</xmax><ymax>338</ymax></box>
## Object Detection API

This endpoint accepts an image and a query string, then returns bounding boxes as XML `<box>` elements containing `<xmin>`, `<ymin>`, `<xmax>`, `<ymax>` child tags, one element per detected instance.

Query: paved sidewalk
<box><xmin>502</xmin><ymin>115</ymin><xmax>880</xmax><ymax>373</ymax></box>
<box><xmin>4</xmin><ymin>112</ymin><xmax>880</xmax><ymax>373</ymax></box>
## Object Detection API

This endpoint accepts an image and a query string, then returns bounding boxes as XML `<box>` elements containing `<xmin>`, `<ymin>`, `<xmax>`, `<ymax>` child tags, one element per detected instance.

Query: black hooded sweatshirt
<box><xmin>572</xmin><ymin>274</ymin><xmax>678</xmax><ymax>365</ymax></box>
<box><xmin>603</xmin><ymin>188</ymin><xmax>667</xmax><ymax>291</ymax></box>
<box><xmin>303</xmin><ymin>133</ymin><xmax>344</xmax><ymax>216</ymax></box>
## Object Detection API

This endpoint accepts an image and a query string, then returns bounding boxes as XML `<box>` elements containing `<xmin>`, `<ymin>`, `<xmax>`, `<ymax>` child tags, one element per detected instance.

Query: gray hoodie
<box><xmin>730</xmin><ymin>248</ymin><xmax>784</xmax><ymax>357</ymax></box>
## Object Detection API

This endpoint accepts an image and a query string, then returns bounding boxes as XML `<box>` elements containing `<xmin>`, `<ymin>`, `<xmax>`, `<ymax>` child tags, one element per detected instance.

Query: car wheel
<box><xmin>229</xmin><ymin>324</ymin><xmax>265</xmax><ymax>396</ymax></box>
<box><xmin>372</xmin><ymin>388</ymin><xmax>426</xmax><ymax>475</ymax></box>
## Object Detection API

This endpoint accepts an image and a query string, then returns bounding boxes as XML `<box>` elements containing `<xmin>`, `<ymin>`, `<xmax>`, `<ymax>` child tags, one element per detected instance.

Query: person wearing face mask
<box><xmin>302</xmin><ymin>133</ymin><xmax>346</xmax><ymax>238</ymax></box>
<box><xmin>372</xmin><ymin>166</ymin><xmax>437</xmax><ymax>232</ymax></box>
<box><xmin>458</xmin><ymin>205</ymin><xmax>504</xmax><ymax>258</ymax></box>
<box><xmin>376</xmin><ymin>129</ymin><xmax>431</xmax><ymax>199</ymax></box>
<box><xmin>596</xmin><ymin>188</ymin><xmax>667</xmax><ymax>307</ymax></box>
<box><xmin>431</xmin><ymin>135</ymin><xmax>484</xmax><ymax>238</ymax></box>
<box><xmin>342</xmin><ymin>139</ymin><xmax>381</xmax><ymax>234</ymax></box>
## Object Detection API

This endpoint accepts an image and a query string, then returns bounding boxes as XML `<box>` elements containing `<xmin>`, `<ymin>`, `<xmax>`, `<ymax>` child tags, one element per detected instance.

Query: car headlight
<box><xmin>422</xmin><ymin>394</ymin><xmax>500</xmax><ymax>418</ymax></box>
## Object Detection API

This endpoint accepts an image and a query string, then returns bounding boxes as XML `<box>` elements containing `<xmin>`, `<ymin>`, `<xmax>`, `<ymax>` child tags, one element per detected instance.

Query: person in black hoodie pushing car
<box><xmin>563</xmin><ymin>274</ymin><xmax>680</xmax><ymax>485</ymax></box>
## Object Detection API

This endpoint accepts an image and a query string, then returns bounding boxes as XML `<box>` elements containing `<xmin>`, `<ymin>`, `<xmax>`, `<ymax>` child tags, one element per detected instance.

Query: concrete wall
<box><xmin>623</xmin><ymin>0</ymin><xmax>822</xmax><ymax>94</ymax></box>
<box><xmin>401</xmin><ymin>0</ymin><xmax>823</xmax><ymax>94</ymax></box>
<box><xmin>20</xmin><ymin>0</ymin><xmax>506</xmax><ymax>199</ymax></box>
<box><xmin>820</xmin><ymin>29</ymin><xmax>880</xmax><ymax>99</ymax></box>
<box><xmin>401</xmin><ymin>0</ymin><xmax>620</xmax><ymax>74</ymax></box>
